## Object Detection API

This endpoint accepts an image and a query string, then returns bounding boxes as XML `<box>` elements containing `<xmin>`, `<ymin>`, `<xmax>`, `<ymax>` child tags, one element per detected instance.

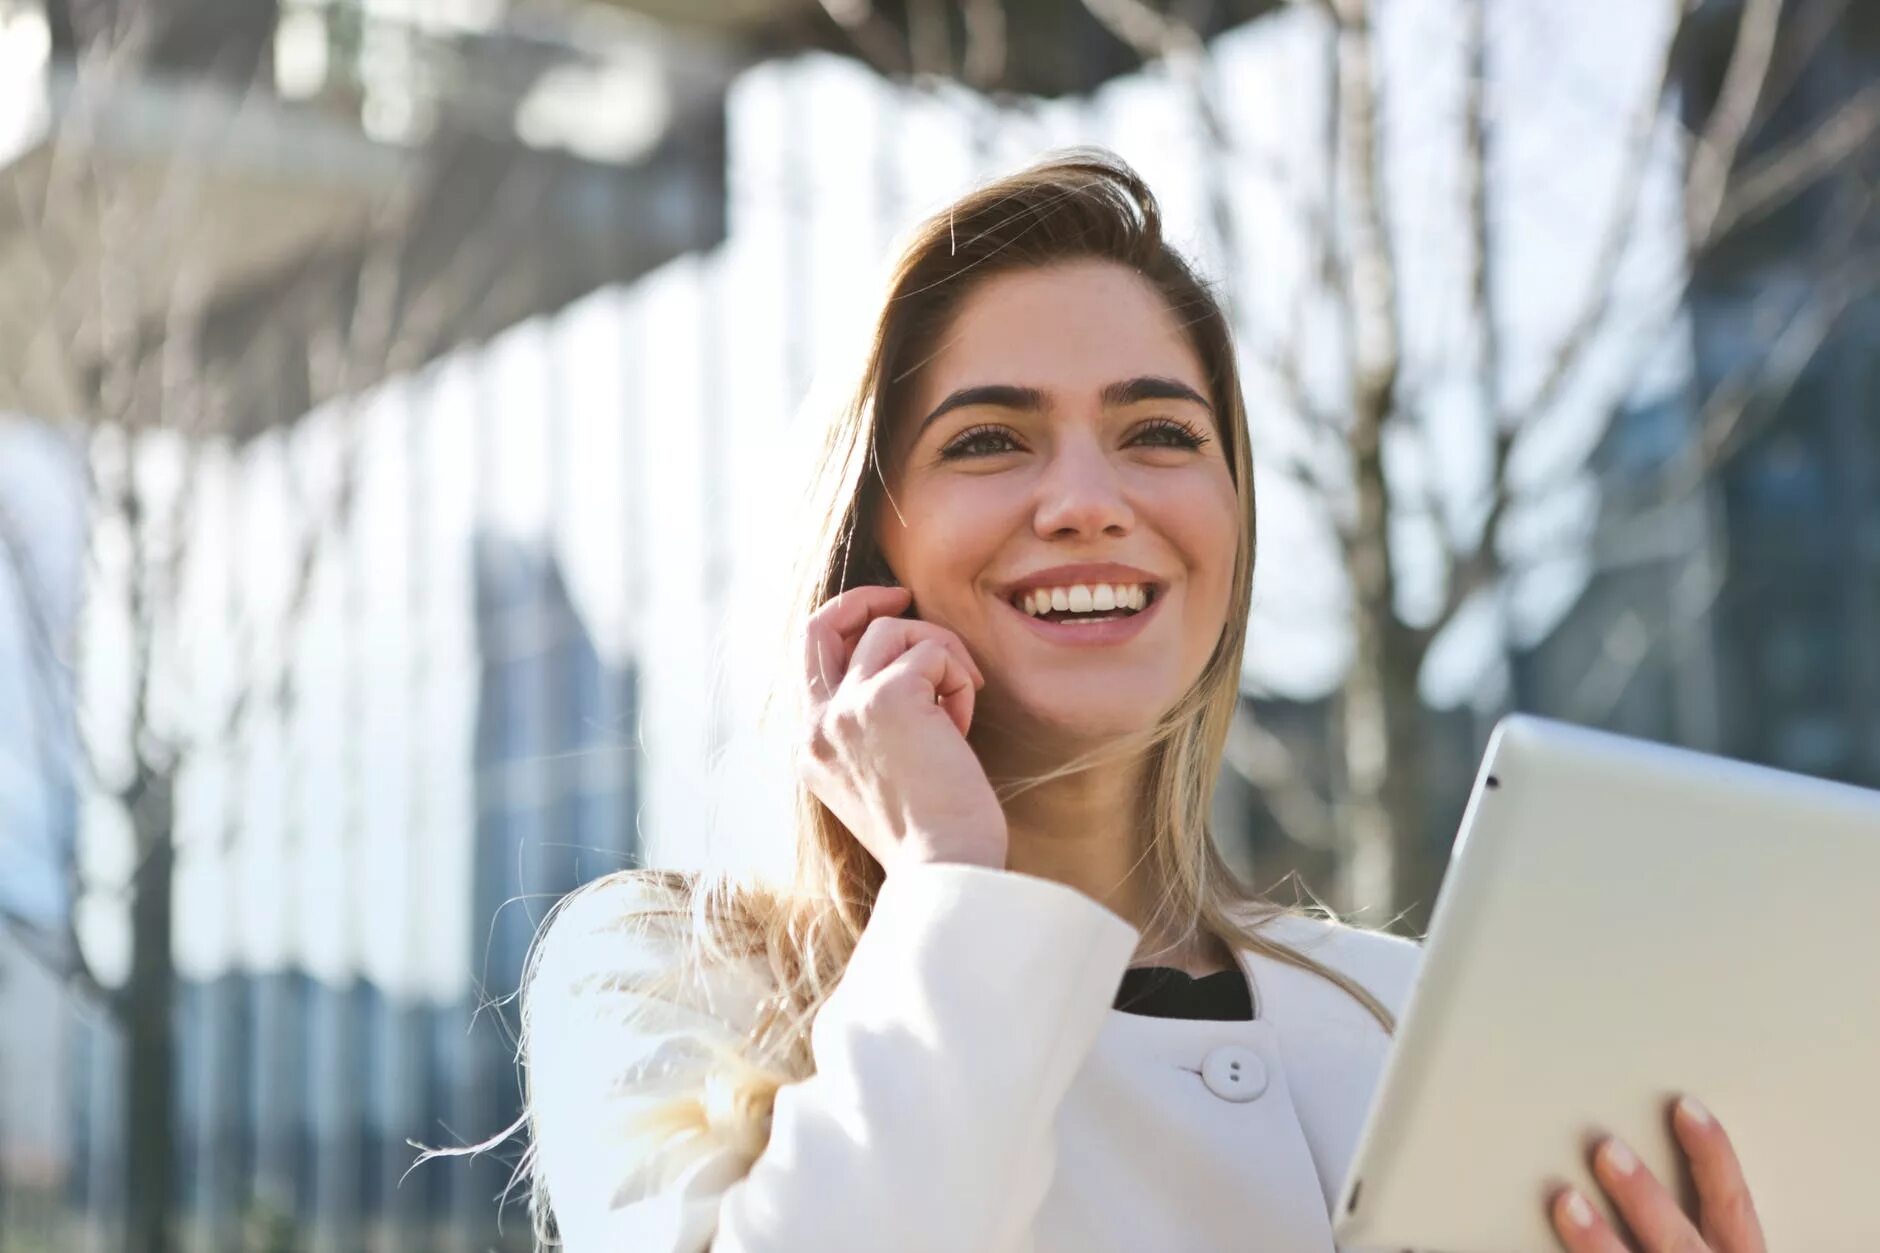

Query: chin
<box><xmin>999</xmin><ymin>685</ymin><xmax>1172</xmax><ymax>749</ymax></box>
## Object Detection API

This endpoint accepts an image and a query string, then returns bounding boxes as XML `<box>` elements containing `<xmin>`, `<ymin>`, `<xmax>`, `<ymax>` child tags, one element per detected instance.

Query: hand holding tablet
<box><xmin>1333</xmin><ymin>715</ymin><xmax>1880</xmax><ymax>1253</ymax></box>
<box><xmin>1547</xmin><ymin>1094</ymin><xmax>1766</xmax><ymax>1253</ymax></box>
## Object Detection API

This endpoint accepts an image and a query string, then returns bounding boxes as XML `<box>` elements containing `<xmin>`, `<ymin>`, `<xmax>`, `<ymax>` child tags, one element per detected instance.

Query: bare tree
<box><xmin>1060</xmin><ymin>0</ymin><xmax>1880</xmax><ymax>923</ymax></box>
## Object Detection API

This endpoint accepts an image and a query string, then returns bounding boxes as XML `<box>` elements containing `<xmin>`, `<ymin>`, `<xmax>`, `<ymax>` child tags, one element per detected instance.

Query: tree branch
<box><xmin>1495</xmin><ymin>237</ymin><xmax>1879</xmax><ymax>594</ymax></box>
<box><xmin>1464</xmin><ymin>0</ymin><xmax>1499</xmax><ymax>430</ymax></box>
<box><xmin>1564</xmin><ymin>558</ymin><xmax>1728</xmax><ymax>728</ymax></box>
<box><xmin>1688</xmin><ymin>253</ymin><xmax>1879</xmax><ymax>473</ymax></box>
<box><xmin>1744</xmin><ymin>0</ymin><xmax>1848</xmax><ymax>123</ymax></box>
<box><xmin>0</xmin><ymin>498</ymin><xmax>74</xmax><ymax>725</ymax></box>
<box><xmin>1509</xmin><ymin>0</ymin><xmax>1683</xmax><ymax>430</ymax></box>
<box><xmin>1441</xmin><ymin>0</ymin><xmax>1859</xmax><ymax>657</ymax></box>
<box><xmin>0</xmin><ymin>498</ymin><xmax>105</xmax><ymax>1014</ymax></box>
<box><xmin>1706</xmin><ymin>78</ymin><xmax>1880</xmax><ymax>243</ymax></box>
<box><xmin>1322</xmin><ymin>0</ymin><xmax>1405</xmax><ymax>668</ymax></box>
<box><xmin>0</xmin><ymin>903</ymin><xmax>112</xmax><ymax>1010</ymax></box>
<box><xmin>1684</xmin><ymin>0</ymin><xmax>1785</xmax><ymax>245</ymax></box>
<box><xmin>0</xmin><ymin>498</ymin><xmax>111</xmax><ymax>1005</ymax></box>
<box><xmin>1326</xmin><ymin>0</ymin><xmax>1400</xmax><ymax>425</ymax></box>
<box><xmin>1420</xmin><ymin>0</ymin><xmax>1509</xmax><ymax>664</ymax></box>
<box><xmin>1222</xmin><ymin>707</ymin><xmax>1339</xmax><ymax>851</ymax></box>
<box><xmin>1076</xmin><ymin>0</ymin><xmax>1353</xmax><ymax>517</ymax></box>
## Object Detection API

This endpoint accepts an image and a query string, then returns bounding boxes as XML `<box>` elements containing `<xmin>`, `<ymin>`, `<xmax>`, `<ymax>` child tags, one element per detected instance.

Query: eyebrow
<box><xmin>914</xmin><ymin>376</ymin><xmax>1213</xmax><ymax>440</ymax></box>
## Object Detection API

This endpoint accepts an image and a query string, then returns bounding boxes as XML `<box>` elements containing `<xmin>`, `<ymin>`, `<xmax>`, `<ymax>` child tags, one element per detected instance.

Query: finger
<box><xmin>1674</xmin><ymin>1097</ymin><xmax>1766</xmax><ymax>1253</ymax></box>
<box><xmin>804</xmin><ymin>616</ymin><xmax>844</xmax><ymax>705</ymax></box>
<box><xmin>1548</xmin><ymin>1186</ymin><xmax>1629</xmax><ymax>1253</ymax></box>
<box><xmin>844</xmin><ymin>615</ymin><xmax>979</xmax><ymax>686</ymax></box>
<box><xmin>1591</xmin><ymin>1136</ymin><xmax>1707</xmax><ymax>1253</ymax></box>
<box><xmin>933</xmin><ymin>653</ymin><xmax>977</xmax><ymax>737</ymax></box>
<box><xmin>877</xmin><ymin>639</ymin><xmax>978</xmax><ymax>738</ymax></box>
<box><xmin>814</xmin><ymin>582</ymin><xmax>913</xmax><ymax>643</ymax></box>
<box><xmin>803</xmin><ymin>586</ymin><xmax>913</xmax><ymax>700</ymax></box>
<box><xmin>848</xmin><ymin>616</ymin><xmax>984</xmax><ymax>689</ymax></box>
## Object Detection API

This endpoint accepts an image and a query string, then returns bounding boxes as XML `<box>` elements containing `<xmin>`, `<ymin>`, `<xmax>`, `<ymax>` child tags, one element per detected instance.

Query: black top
<box><xmin>1112</xmin><ymin>964</ymin><xmax>1255</xmax><ymax>1021</ymax></box>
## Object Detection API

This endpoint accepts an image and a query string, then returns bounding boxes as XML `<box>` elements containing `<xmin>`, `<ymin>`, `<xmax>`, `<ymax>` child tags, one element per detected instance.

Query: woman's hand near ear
<box><xmin>800</xmin><ymin>585</ymin><xmax>1008</xmax><ymax>875</ymax></box>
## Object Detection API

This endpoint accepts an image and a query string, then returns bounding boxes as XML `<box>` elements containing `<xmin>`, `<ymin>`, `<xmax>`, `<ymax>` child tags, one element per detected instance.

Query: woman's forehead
<box><xmin>912</xmin><ymin>263</ymin><xmax>1209</xmax><ymax>412</ymax></box>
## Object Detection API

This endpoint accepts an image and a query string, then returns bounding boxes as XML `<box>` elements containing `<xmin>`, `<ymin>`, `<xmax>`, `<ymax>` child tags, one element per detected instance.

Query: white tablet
<box><xmin>1331</xmin><ymin>714</ymin><xmax>1880</xmax><ymax>1253</ymax></box>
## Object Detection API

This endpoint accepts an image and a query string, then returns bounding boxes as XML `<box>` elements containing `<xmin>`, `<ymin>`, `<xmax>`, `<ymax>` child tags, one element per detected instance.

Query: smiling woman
<box><xmin>874</xmin><ymin>259</ymin><xmax>1242</xmax><ymax>760</ymax></box>
<box><xmin>509</xmin><ymin>149</ymin><xmax>1424</xmax><ymax>1253</ymax></box>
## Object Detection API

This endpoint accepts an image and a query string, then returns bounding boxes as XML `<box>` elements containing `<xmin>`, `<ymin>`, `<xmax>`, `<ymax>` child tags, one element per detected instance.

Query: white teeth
<box><xmin>1015</xmin><ymin>582</ymin><xmax>1153</xmax><ymax>617</ymax></box>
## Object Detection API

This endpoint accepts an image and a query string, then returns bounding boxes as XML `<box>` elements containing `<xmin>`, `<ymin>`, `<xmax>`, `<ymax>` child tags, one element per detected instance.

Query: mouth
<box><xmin>998</xmin><ymin>580</ymin><xmax>1165</xmax><ymax>646</ymax></box>
<box><xmin>1006</xmin><ymin>581</ymin><xmax>1160</xmax><ymax>624</ymax></box>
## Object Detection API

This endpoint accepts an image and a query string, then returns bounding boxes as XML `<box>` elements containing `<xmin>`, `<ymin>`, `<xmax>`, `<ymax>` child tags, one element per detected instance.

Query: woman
<box><xmin>519</xmin><ymin>151</ymin><xmax>1766</xmax><ymax>1253</ymax></box>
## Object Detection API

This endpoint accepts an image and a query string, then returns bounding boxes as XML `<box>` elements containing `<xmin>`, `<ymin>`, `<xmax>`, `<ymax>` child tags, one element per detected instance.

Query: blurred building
<box><xmin>8</xmin><ymin>5</ymin><xmax>675</xmax><ymax>1244</ymax></box>
<box><xmin>457</xmin><ymin>531</ymin><xmax>642</xmax><ymax>1240</ymax></box>
<box><xmin>0</xmin><ymin>419</ymin><xmax>85</xmax><ymax>1249</ymax></box>
<box><xmin>62</xmin><ymin>534</ymin><xmax>639</xmax><ymax>1250</ymax></box>
<box><xmin>1696</xmin><ymin>1</ymin><xmax>1880</xmax><ymax>787</ymax></box>
<box><xmin>1521</xmin><ymin>0</ymin><xmax>1880</xmax><ymax>789</ymax></box>
<box><xmin>0</xmin><ymin>935</ymin><xmax>73</xmax><ymax>1245</ymax></box>
<box><xmin>3</xmin><ymin>0</ymin><xmax>733</xmax><ymax>429</ymax></box>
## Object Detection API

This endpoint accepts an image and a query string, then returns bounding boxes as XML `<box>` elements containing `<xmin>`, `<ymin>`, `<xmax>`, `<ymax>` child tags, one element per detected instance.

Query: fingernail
<box><xmin>1678</xmin><ymin>1096</ymin><xmax>1712</xmax><ymax>1128</ymax></box>
<box><xmin>1601</xmin><ymin>1138</ymin><xmax>1638</xmax><ymax>1177</ymax></box>
<box><xmin>1563</xmin><ymin>1189</ymin><xmax>1594</xmax><ymax>1228</ymax></box>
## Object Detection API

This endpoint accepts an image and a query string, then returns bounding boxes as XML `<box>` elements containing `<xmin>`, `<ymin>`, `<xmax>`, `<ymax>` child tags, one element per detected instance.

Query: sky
<box><xmin>0</xmin><ymin>0</ymin><xmax>1692</xmax><ymax>1001</ymax></box>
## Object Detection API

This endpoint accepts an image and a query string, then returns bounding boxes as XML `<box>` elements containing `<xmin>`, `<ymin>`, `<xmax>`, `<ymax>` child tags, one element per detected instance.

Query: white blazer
<box><xmin>527</xmin><ymin>861</ymin><xmax>1423</xmax><ymax>1252</ymax></box>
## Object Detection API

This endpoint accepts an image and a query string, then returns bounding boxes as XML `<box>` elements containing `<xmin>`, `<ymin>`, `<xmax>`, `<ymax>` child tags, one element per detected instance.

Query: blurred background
<box><xmin>0</xmin><ymin>0</ymin><xmax>1873</xmax><ymax>1248</ymax></box>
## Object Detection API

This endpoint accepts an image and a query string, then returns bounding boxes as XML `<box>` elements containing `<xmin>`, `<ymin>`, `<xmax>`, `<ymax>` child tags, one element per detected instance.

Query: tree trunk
<box><xmin>1381</xmin><ymin>625</ymin><xmax>1436</xmax><ymax>927</ymax></box>
<box><xmin>124</xmin><ymin>768</ymin><xmax>177</xmax><ymax>1253</ymax></box>
<box><xmin>1337</xmin><ymin>370</ymin><xmax>1403</xmax><ymax>916</ymax></box>
<box><xmin>1329</xmin><ymin>0</ymin><xmax>1422</xmax><ymax>924</ymax></box>
<box><xmin>1336</xmin><ymin>604</ymin><xmax>1434</xmax><ymax>927</ymax></box>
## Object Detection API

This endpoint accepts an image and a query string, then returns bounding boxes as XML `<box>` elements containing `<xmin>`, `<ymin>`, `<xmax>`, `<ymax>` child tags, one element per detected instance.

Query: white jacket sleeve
<box><xmin>526</xmin><ymin>861</ymin><xmax>1142</xmax><ymax>1253</ymax></box>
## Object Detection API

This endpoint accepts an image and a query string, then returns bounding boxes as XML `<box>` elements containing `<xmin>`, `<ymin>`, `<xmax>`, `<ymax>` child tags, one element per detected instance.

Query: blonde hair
<box><xmin>494</xmin><ymin>148</ymin><xmax>1397</xmax><ymax>1246</ymax></box>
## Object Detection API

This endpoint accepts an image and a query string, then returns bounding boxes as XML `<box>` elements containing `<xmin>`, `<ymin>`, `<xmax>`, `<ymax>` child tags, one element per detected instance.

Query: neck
<box><xmin>973</xmin><ymin>727</ymin><xmax>1218</xmax><ymax>972</ymax></box>
<box><xmin>996</xmin><ymin>760</ymin><xmax>1151</xmax><ymax>921</ymax></box>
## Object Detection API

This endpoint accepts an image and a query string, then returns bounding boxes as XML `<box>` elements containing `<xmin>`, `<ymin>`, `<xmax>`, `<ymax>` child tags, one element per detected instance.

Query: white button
<box><xmin>1200</xmin><ymin>1044</ymin><xmax>1269</xmax><ymax>1102</ymax></box>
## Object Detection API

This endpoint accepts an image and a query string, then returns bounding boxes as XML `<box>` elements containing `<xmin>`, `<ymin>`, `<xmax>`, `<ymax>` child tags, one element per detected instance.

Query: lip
<box><xmin>998</xmin><ymin>578</ymin><xmax>1166</xmax><ymax>648</ymax></box>
<box><xmin>998</xmin><ymin>562</ymin><xmax>1167</xmax><ymax>600</ymax></box>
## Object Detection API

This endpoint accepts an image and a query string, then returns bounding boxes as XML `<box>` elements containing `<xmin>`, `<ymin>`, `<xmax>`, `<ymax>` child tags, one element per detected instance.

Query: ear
<box><xmin>862</xmin><ymin>550</ymin><xmax>900</xmax><ymax>588</ymax></box>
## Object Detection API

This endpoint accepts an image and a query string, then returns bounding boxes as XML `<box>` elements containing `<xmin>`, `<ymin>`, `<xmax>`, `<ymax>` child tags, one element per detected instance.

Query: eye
<box><xmin>1131</xmin><ymin>417</ymin><xmax>1210</xmax><ymax>450</ymax></box>
<box><xmin>938</xmin><ymin>423</ymin><xmax>1024</xmax><ymax>460</ymax></box>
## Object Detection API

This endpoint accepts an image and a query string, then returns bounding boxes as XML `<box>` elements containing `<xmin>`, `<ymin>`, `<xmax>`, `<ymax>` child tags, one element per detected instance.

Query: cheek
<box><xmin>1148</xmin><ymin>470</ymin><xmax>1241</xmax><ymax>581</ymax></box>
<box><xmin>1164</xmin><ymin>479</ymin><xmax>1242</xmax><ymax>656</ymax></box>
<box><xmin>889</xmin><ymin>480</ymin><xmax>1020</xmax><ymax>592</ymax></box>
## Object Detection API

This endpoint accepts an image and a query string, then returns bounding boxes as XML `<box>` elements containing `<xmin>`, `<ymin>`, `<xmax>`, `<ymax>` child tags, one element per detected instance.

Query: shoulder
<box><xmin>525</xmin><ymin>873</ymin><xmax>782</xmax><ymax>1241</ymax></box>
<box><xmin>530</xmin><ymin>869</ymin><xmax>692</xmax><ymax>1003</ymax></box>
<box><xmin>1246</xmin><ymin>910</ymin><xmax>1424</xmax><ymax>1023</ymax></box>
<box><xmin>534</xmin><ymin>869</ymin><xmax>694</xmax><ymax>972</ymax></box>
<box><xmin>528</xmin><ymin>869</ymin><xmax>773</xmax><ymax>1050</ymax></box>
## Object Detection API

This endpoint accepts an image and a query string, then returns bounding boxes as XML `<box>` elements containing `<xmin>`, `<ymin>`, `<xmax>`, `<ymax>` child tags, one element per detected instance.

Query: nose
<box><xmin>1032</xmin><ymin>431</ymin><xmax>1134</xmax><ymax>540</ymax></box>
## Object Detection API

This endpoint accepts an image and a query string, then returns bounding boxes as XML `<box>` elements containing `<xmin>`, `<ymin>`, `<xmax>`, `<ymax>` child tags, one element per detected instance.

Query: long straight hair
<box><xmin>503</xmin><ymin>148</ymin><xmax>1396</xmax><ymax>1245</ymax></box>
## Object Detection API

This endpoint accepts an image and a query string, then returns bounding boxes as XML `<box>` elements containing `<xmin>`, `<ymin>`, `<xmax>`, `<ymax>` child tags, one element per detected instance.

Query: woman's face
<box><xmin>874</xmin><ymin>258</ymin><xmax>1241</xmax><ymax>747</ymax></box>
